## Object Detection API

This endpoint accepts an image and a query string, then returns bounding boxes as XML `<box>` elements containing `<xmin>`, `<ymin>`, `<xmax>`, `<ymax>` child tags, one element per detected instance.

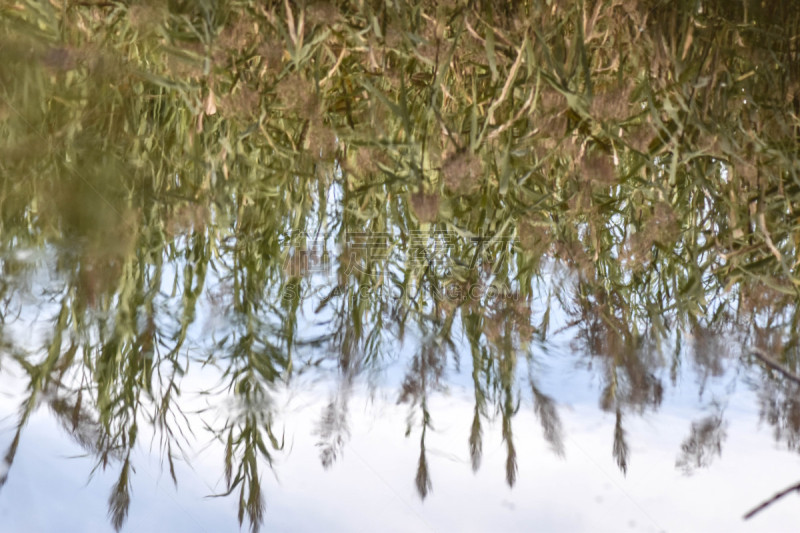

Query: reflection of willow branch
<box><xmin>315</xmin><ymin>373</ymin><xmax>352</xmax><ymax>469</ymax></box>
<box><xmin>469</xmin><ymin>401</ymin><xmax>483</xmax><ymax>471</ymax></box>
<box><xmin>484</xmin><ymin>290</ymin><xmax>536</xmax><ymax>487</ymax></box>
<box><xmin>0</xmin><ymin>299</ymin><xmax>71</xmax><ymax>490</ymax></box>
<box><xmin>613</xmin><ymin>409</ymin><xmax>629</xmax><ymax>476</ymax></box>
<box><xmin>690</xmin><ymin>325</ymin><xmax>728</xmax><ymax>397</ymax></box>
<box><xmin>464</xmin><ymin>311</ymin><xmax>485</xmax><ymax>472</ymax></box>
<box><xmin>216</xmin><ymin>391</ymin><xmax>283</xmax><ymax>533</ymax></box>
<box><xmin>744</xmin><ymin>479</ymin><xmax>800</xmax><ymax>520</ymax></box>
<box><xmin>0</xmin><ymin>388</ymin><xmax>34</xmax><ymax>489</ymax></box>
<box><xmin>164</xmin><ymin>231</ymin><xmax>208</xmax><ymax>363</ymax></box>
<box><xmin>2</xmin><ymin>355</ymin><xmax>141</xmax><ymax>533</ymax></box>
<box><xmin>313</xmin><ymin>263</ymin><xmax>385</xmax><ymax>469</ymax></box>
<box><xmin>571</xmin><ymin>283</ymin><xmax>664</xmax><ymax>414</ymax></box>
<box><xmin>750</xmin><ymin>346</ymin><xmax>800</xmax><ymax>386</ymax></box>
<box><xmin>566</xmin><ymin>283</ymin><xmax>659</xmax><ymax>477</ymax></box>
<box><xmin>530</xmin><ymin>379</ymin><xmax>564</xmax><ymax>456</ymax></box>
<box><xmin>501</xmin><ymin>384</ymin><xmax>518</xmax><ymax>487</ymax></box>
<box><xmin>215</xmin><ymin>317</ymin><xmax>289</xmax><ymax>531</ymax></box>
<box><xmin>499</xmin><ymin>341</ymin><xmax>518</xmax><ymax>487</ymax></box>
<box><xmin>46</xmin><ymin>387</ymin><xmax>123</xmax><ymax>461</ymax></box>
<box><xmin>753</xmin><ymin>345</ymin><xmax>800</xmax><ymax>452</ymax></box>
<box><xmin>399</xmin><ymin>344</ymin><xmax>443</xmax><ymax>500</ymax></box>
<box><xmin>675</xmin><ymin>404</ymin><xmax>727</xmax><ymax>475</ymax></box>
<box><xmin>415</xmin><ymin>419</ymin><xmax>432</xmax><ymax>500</ymax></box>
<box><xmin>0</xmin><ymin>255</ymin><xmax>191</xmax><ymax>533</ymax></box>
<box><xmin>108</xmin><ymin>454</ymin><xmax>132</xmax><ymax>532</ymax></box>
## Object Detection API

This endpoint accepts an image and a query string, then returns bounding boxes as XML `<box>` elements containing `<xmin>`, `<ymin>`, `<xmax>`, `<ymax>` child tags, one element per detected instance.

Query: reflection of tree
<box><xmin>1</xmin><ymin>0</ymin><xmax>800</xmax><ymax>530</ymax></box>
<box><xmin>398</xmin><ymin>342</ymin><xmax>445</xmax><ymax>499</ymax></box>
<box><xmin>415</xmin><ymin>423</ymin><xmax>433</xmax><ymax>500</ymax></box>
<box><xmin>0</xmin><ymin>172</ymin><xmax>292</xmax><ymax>533</ymax></box>
<box><xmin>743</xmin><ymin>317</ymin><xmax>800</xmax><ymax>454</ymax></box>
<box><xmin>676</xmin><ymin>404</ymin><xmax>728</xmax><ymax>474</ymax></box>
<box><xmin>531</xmin><ymin>380</ymin><xmax>565</xmax><ymax>457</ymax></box>
<box><xmin>746</xmin><ymin>336</ymin><xmax>800</xmax><ymax>520</ymax></box>
<box><xmin>566</xmin><ymin>282</ymin><xmax>663</xmax><ymax>474</ymax></box>
<box><xmin>215</xmin><ymin>388</ymin><xmax>283</xmax><ymax>533</ymax></box>
<box><xmin>613</xmin><ymin>409</ymin><xmax>629</xmax><ymax>476</ymax></box>
<box><xmin>0</xmin><ymin>235</ymin><xmax>170</xmax><ymax>528</ymax></box>
<box><xmin>465</xmin><ymin>310</ymin><xmax>486</xmax><ymax>473</ymax></box>
<box><xmin>315</xmin><ymin>375</ymin><xmax>352</xmax><ymax>469</ymax></box>
<box><xmin>570</xmin><ymin>286</ymin><xmax>663</xmax><ymax>412</ymax></box>
<box><xmin>462</xmin><ymin>292</ymin><xmax>539</xmax><ymax>487</ymax></box>
<box><xmin>757</xmin><ymin>381</ymin><xmax>800</xmax><ymax>452</ymax></box>
<box><xmin>690</xmin><ymin>326</ymin><xmax>728</xmax><ymax>396</ymax></box>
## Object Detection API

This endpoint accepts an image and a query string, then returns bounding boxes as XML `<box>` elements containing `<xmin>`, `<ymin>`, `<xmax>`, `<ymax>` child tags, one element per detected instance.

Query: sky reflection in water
<box><xmin>1</xmin><ymin>265</ymin><xmax>799</xmax><ymax>532</ymax></box>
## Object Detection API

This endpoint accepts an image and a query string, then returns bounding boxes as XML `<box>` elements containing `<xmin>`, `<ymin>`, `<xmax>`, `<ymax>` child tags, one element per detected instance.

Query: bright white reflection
<box><xmin>1</xmin><ymin>345</ymin><xmax>799</xmax><ymax>533</ymax></box>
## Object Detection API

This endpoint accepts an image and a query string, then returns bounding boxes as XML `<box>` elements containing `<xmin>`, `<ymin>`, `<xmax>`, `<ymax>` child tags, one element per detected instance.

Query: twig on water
<box><xmin>744</xmin><ymin>480</ymin><xmax>800</xmax><ymax>520</ymax></box>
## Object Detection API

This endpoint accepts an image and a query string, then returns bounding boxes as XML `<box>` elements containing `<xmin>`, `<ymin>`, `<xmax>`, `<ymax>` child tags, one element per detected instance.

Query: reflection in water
<box><xmin>676</xmin><ymin>403</ymin><xmax>728</xmax><ymax>475</ymax></box>
<box><xmin>315</xmin><ymin>374</ymin><xmax>353</xmax><ymax>470</ymax></box>
<box><xmin>1</xmin><ymin>0</ymin><xmax>800</xmax><ymax>531</ymax></box>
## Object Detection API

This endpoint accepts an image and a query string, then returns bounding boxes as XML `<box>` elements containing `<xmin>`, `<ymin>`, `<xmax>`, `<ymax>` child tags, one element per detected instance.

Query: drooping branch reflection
<box><xmin>2</xmin><ymin>0</ymin><xmax>800</xmax><ymax>531</ymax></box>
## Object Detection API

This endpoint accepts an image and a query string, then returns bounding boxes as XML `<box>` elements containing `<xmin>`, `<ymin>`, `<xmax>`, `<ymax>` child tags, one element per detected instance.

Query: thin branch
<box><xmin>758</xmin><ymin>212</ymin><xmax>784</xmax><ymax>264</ymax></box>
<box><xmin>744</xmin><ymin>480</ymin><xmax>800</xmax><ymax>520</ymax></box>
<box><xmin>319</xmin><ymin>47</ymin><xmax>347</xmax><ymax>87</ymax></box>
<box><xmin>750</xmin><ymin>347</ymin><xmax>800</xmax><ymax>386</ymax></box>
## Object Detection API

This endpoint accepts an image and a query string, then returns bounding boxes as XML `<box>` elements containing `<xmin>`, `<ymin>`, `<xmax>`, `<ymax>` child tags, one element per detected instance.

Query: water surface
<box><xmin>2</xmin><ymin>1</ymin><xmax>800</xmax><ymax>532</ymax></box>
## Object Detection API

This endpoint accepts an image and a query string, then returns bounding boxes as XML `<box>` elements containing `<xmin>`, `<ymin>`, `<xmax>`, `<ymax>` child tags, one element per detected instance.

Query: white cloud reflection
<box><xmin>1</xmin><ymin>351</ymin><xmax>799</xmax><ymax>533</ymax></box>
